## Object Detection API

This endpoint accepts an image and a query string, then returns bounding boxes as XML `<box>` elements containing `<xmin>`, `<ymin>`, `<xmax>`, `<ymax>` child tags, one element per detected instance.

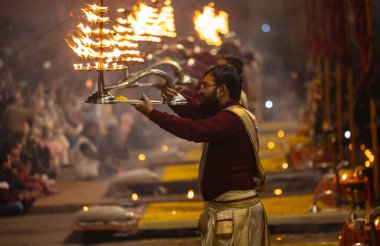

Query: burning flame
<box><xmin>82</xmin><ymin>6</ymin><xmax>110</xmax><ymax>24</ymax></box>
<box><xmin>128</xmin><ymin>2</ymin><xmax>161</xmax><ymax>39</ymax></box>
<box><xmin>88</xmin><ymin>4</ymin><xmax>108</xmax><ymax>12</ymax></box>
<box><xmin>156</xmin><ymin>0</ymin><xmax>176</xmax><ymax>38</ymax></box>
<box><xmin>67</xmin><ymin>1</ymin><xmax>144</xmax><ymax>71</ymax></box>
<box><xmin>126</xmin><ymin>0</ymin><xmax>177</xmax><ymax>41</ymax></box>
<box><xmin>193</xmin><ymin>2</ymin><xmax>229</xmax><ymax>46</ymax></box>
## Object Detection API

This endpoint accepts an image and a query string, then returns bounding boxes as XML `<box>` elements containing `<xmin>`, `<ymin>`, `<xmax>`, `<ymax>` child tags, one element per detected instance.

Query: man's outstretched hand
<box><xmin>161</xmin><ymin>86</ymin><xmax>180</xmax><ymax>102</ymax></box>
<box><xmin>133</xmin><ymin>93</ymin><xmax>153</xmax><ymax>117</ymax></box>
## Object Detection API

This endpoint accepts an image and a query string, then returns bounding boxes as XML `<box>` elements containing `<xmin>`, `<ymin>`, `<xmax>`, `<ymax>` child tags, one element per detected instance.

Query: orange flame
<box><xmin>82</xmin><ymin>9</ymin><xmax>110</xmax><ymax>24</ymax></box>
<box><xmin>193</xmin><ymin>3</ymin><xmax>229</xmax><ymax>46</ymax></box>
<box><xmin>156</xmin><ymin>0</ymin><xmax>176</xmax><ymax>38</ymax></box>
<box><xmin>128</xmin><ymin>2</ymin><xmax>161</xmax><ymax>39</ymax></box>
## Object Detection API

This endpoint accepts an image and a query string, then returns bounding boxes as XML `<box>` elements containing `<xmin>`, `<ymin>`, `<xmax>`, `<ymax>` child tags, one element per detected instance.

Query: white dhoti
<box><xmin>198</xmin><ymin>190</ymin><xmax>270</xmax><ymax>246</ymax></box>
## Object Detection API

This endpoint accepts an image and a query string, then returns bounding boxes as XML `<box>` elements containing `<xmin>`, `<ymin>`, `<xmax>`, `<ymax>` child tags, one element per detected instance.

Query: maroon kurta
<box><xmin>149</xmin><ymin>92</ymin><xmax>257</xmax><ymax>201</ymax></box>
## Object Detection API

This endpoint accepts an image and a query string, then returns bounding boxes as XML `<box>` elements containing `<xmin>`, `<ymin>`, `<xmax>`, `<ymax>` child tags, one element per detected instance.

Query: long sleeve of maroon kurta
<box><xmin>148</xmin><ymin>92</ymin><xmax>257</xmax><ymax>201</ymax></box>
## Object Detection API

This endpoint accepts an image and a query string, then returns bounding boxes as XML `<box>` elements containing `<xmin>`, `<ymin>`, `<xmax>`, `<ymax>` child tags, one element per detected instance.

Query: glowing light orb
<box><xmin>187</xmin><ymin>189</ymin><xmax>195</xmax><ymax>199</ymax></box>
<box><xmin>277</xmin><ymin>130</ymin><xmax>285</xmax><ymax>138</ymax></box>
<box><xmin>131</xmin><ymin>193</ymin><xmax>139</xmax><ymax>201</ymax></box>
<box><xmin>265</xmin><ymin>100</ymin><xmax>273</xmax><ymax>109</ymax></box>
<box><xmin>274</xmin><ymin>189</ymin><xmax>283</xmax><ymax>196</ymax></box>
<box><xmin>261</xmin><ymin>23</ymin><xmax>271</xmax><ymax>33</ymax></box>
<box><xmin>138</xmin><ymin>154</ymin><xmax>146</xmax><ymax>161</ymax></box>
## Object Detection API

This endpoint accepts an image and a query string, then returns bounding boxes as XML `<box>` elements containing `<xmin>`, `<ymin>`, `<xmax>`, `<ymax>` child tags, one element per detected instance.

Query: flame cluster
<box><xmin>127</xmin><ymin>0</ymin><xmax>176</xmax><ymax>41</ymax></box>
<box><xmin>193</xmin><ymin>3</ymin><xmax>229</xmax><ymax>46</ymax></box>
<box><xmin>67</xmin><ymin>3</ymin><xmax>144</xmax><ymax>71</ymax></box>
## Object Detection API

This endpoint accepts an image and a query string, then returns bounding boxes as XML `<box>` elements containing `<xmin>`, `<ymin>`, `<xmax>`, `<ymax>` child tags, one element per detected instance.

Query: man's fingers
<box><xmin>167</xmin><ymin>87</ymin><xmax>179</xmax><ymax>94</ymax></box>
<box><xmin>161</xmin><ymin>93</ymin><xmax>168</xmax><ymax>101</ymax></box>
<box><xmin>141</xmin><ymin>93</ymin><xmax>150</xmax><ymax>102</ymax></box>
<box><xmin>161</xmin><ymin>87</ymin><xmax>178</xmax><ymax>99</ymax></box>
<box><xmin>174</xmin><ymin>85</ymin><xmax>184</xmax><ymax>92</ymax></box>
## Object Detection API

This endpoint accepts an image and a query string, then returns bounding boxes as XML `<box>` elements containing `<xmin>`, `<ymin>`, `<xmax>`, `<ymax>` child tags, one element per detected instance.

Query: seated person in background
<box><xmin>70</xmin><ymin>121</ymin><xmax>100</xmax><ymax>180</ymax></box>
<box><xmin>0</xmin><ymin>147</ymin><xmax>39</xmax><ymax>216</ymax></box>
<box><xmin>0</xmin><ymin>180</ymin><xmax>23</xmax><ymax>217</ymax></box>
<box><xmin>6</xmin><ymin>140</ymin><xmax>57</xmax><ymax>196</ymax></box>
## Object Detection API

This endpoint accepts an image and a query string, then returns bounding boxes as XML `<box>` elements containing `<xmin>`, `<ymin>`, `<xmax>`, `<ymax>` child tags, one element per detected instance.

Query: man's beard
<box><xmin>200</xmin><ymin>89</ymin><xmax>219</xmax><ymax>113</ymax></box>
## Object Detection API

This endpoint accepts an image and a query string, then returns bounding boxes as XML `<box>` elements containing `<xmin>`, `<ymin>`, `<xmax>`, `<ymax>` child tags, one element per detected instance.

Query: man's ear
<box><xmin>218</xmin><ymin>85</ymin><xmax>228</xmax><ymax>97</ymax></box>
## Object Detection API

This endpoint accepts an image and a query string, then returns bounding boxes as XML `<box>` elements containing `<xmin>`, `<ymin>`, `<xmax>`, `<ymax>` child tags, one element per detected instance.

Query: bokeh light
<box><xmin>261</xmin><ymin>23</ymin><xmax>271</xmax><ymax>32</ymax></box>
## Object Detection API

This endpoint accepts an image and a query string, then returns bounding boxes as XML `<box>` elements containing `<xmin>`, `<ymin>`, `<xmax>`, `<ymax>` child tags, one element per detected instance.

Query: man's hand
<box><xmin>161</xmin><ymin>86</ymin><xmax>179</xmax><ymax>102</ymax></box>
<box><xmin>134</xmin><ymin>93</ymin><xmax>153</xmax><ymax>117</ymax></box>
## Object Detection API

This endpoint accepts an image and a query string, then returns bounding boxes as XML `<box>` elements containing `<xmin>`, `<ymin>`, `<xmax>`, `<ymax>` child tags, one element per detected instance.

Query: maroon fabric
<box><xmin>149</xmin><ymin>92</ymin><xmax>257</xmax><ymax>201</ymax></box>
<box><xmin>305</xmin><ymin>0</ymin><xmax>349</xmax><ymax>65</ymax></box>
<box><xmin>0</xmin><ymin>189</ymin><xmax>19</xmax><ymax>205</ymax></box>
<box><xmin>329</xmin><ymin>0</ymin><xmax>348</xmax><ymax>67</ymax></box>
<box><xmin>305</xmin><ymin>0</ymin><xmax>318</xmax><ymax>52</ymax></box>
<box><xmin>351</xmin><ymin>0</ymin><xmax>373</xmax><ymax>90</ymax></box>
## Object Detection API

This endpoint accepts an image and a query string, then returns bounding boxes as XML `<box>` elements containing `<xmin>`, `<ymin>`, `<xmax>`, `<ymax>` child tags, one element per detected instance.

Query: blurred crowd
<box><xmin>0</xmin><ymin>69</ymin><xmax>161</xmax><ymax>216</ymax></box>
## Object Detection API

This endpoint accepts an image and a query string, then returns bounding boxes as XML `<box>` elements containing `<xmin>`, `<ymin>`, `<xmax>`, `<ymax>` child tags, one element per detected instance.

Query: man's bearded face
<box><xmin>200</xmin><ymin>73</ymin><xmax>220</xmax><ymax>110</ymax></box>
<box><xmin>200</xmin><ymin>87</ymin><xmax>219</xmax><ymax>110</ymax></box>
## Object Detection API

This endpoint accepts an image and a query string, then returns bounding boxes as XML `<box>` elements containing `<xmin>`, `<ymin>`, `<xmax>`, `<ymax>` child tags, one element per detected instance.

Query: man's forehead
<box><xmin>204</xmin><ymin>73</ymin><xmax>215</xmax><ymax>83</ymax></box>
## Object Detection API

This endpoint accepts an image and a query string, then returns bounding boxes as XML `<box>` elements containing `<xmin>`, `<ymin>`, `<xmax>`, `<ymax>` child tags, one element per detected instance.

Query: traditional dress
<box><xmin>149</xmin><ymin>91</ymin><xmax>270</xmax><ymax>245</ymax></box>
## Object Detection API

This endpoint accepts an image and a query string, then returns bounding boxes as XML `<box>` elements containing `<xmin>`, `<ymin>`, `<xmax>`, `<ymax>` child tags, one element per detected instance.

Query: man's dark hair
<box><xmin>204</xmin><ymin>64</ymin><xmax>242</xmax><ymax>101</ymax></box>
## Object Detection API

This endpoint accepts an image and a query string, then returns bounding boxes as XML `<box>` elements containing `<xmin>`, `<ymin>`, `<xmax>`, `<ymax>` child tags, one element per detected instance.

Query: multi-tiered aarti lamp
<box><xmin>67</xmin><ymin>0</ymin><xmax>186</xmax><ymax>105</ymax></box>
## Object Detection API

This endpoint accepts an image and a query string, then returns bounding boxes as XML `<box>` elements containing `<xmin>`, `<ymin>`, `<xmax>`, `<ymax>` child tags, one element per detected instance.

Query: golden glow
<box><xmin>138</xmin><ymin>154</ymin><xmax>146</xmax><ymax>161</ymax></box>
<box><xmin>85</xmin><ymin>78</ymin><xmax>93</xmax><ymax>89</ymax></box>
<box><xmin>82</xmin><ymin>7</ymin><xmax>110</xmax><ymax>24</ymax></box>
<box><xmin>131</xmin><ymin>193</ymin><xmax>139</xmax><ymax>201</ymax></box>
<box><xmin>128</xmin><ymin>2</ymin><xmax>161</xmax><ymax>40</ymax></box>
<box><xmin>282</xmin><ymin>162</ymin><xmax>288</xmax><ymax>169</ymax></box>
<box><xmin>193</xmin><ymin>3</ymin><xmax>229</xmax><ymax>46</ymax></box>
<box><xmin>82</xmin><ymin>206</ymin><xmax>89</xmax><ymax>212</ymax></box>
<box><xmin>267</xmin><ymin>141</ymin><xmax>275</xmax><ymax>150</ymax></box>
<box><xmin>156</xmin><ymin>0</ymin><xmax>177</xmax><ymax>37</ymax></box>
<box><xmin>349</xmin><ymin>143</ymin><xmax>353</xmax><ymax>151</ymax></box>
<box><xmin>276</xmin><ymin>237</ymin><xmax>282</xmax><ymax>241</ymax></box>
<box><xmin>277</xmin><ymin>130</ymin><xmax>285</xmax><ymax>138</ymax></box>
<box><xmin>126</xmin><ymin>0</ymin><xmax>176</xmax><ymax>40</ymax></box>
<box><xmin>161</xmin><ymin>145</ymin><xmax>169</xmax><ymax>152</ymax></box>
<box><xmin>187</xmin><ymin>58</ymin><xmax>195</xmax><ymax>66</ymax></box>
<box><xmin>187</xmin><ymin>189</ymin><xmax>195</xmax><ymax>199</ymax></box>
<box><xmin>341</xmin><ymin>173</ymin><xmax>348</xmax><ymax>181</ymax></box>
<box><xmin>67</xmin><ymin>2</ymin><xmax>143</xmax><ymax>72</ymax></box>
<box><xmin>274</xmin><ymin>189</ymin><xmax>283</xmax><ymax>196</ymax></box>
<box><xmin>146</xmin><ymin>53</ymin><xmax>154</xmax><ymax>60</ymax></box>
<box><xmin>365</xmin><ymin>160</ymin><xmax>371</xmax><ymax>168</ymax></box>
<box><xmin>88</xmin><ymin>4</ymin><xmax>108</xmax><ymax>12</ymax></box>
<box><xmin>375</xmin><ymin>218</ymin><xmax>380</xmax><ymax>227</ymax></box>
<box><xmin>171</xmin><ymin>210</ymin><xmax>177</xmax><ymax>215</ymax></box>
